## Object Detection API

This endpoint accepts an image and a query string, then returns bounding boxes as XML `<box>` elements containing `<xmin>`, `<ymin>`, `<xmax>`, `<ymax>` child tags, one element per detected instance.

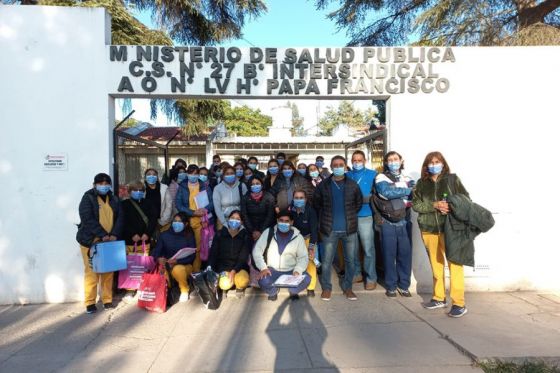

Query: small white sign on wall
<box><xmin>43</xmin><ymin>153</ymin><xmax>68</xmax><ymax>171</ymax></box>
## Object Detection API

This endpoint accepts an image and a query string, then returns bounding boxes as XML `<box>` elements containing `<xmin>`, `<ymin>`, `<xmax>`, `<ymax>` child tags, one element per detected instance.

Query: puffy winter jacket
<box><xmin>76</xmin><ymin>189</ymin><xmax>123</xmax><ymax>247</ymax></box>
<box><xmin>241</xmin><ymin>192</ymin><xmax>276</xmax><ymax>235</ymax></box>
<box><xmin>313</xmin><ymin>176</ymin><xmax>363</xmax><ymax>236</ymax></box>
<box><xmin>275</xmin><ymin>174</ymin><xmax>314</xmax><ymax>211</ymax></box>
<box><xmin>208</xmin><ymin>227</ymin><xmax>251</xmax><ymax>273</ymax></box>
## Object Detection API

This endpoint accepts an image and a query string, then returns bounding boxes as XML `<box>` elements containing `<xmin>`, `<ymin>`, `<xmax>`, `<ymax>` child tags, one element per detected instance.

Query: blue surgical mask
<box><xmin>297</xmin><ymin>169</ymin><xmax>307</xmax><ymax>176</ymax></box>
<box><xmin>96</xmin><ymin>184</ymin><xmax>111</xmax><ymax>195</ymax></box>
<box><xmin>282</xmin><ymin>169</ymin><xmax>294</xmax><ymax>178</ymax></box>
<box><xmin>228</xmin><ymin>219</ymin><xmax>241</xmax><ymax>230</ymax></box>
<box><xmin>130</xmin><ymin>190</ymin><xmax>144</xmax><ymax>201</ymax></box>
<box><xmin>277</xmin><ymin>222</ymin><xmax>291</xmax><ymax>233</ymax></box>
<box><xmin>177</xmin><ymin>173</ymin><xmax>187</xmax><ymax>183</ymax></box>
<box><xmin>332</xmin><ymin>167</ymin><xmax>346</xmax><ymax>177</ymax></box>
<box><xmin>428</xmin><ymin>164</ymin><xmax>443</xmax><ymax>175</ymax></box>
<box><xmin>268</xmin><ymin>166</ymin><xmax>279</xmax><ymax>175</ymax></box>
<box><xmin>250</xmin><ymin>184</ymin><xmax>262</xmax><ymax>193</ymax></box>
<box><xmin>316</xmin><ymin>161</ymin><xmax>324</xmax><ymax>168</ymax></box>
<box><xmin>235</xmin><ymin>169</ymin><xmax>244</xmax><ymax>177</ymax></box>
<box><xmin>187</xmin><ymin>175</ymin><xmax>199</xmax><ymax>184</ymax></box>
<box><xmin>277</xmin><ymin>159</ymin><xmax>285</xmax><ymax>166</ymax></box>
<box><xmin>244</xmin><ymin>175</ymin><xmax>252</xmax><ymax>182</ymax></box>
<box><xmin>198</xmin><ymin>175</ymin><xmax>208</xmax><ymax>183</ymax></box>
<box><xmin>310</xmin><ymin>171</ymin><xmax>319</xmax><ymax>179</ymax></box>
<box><xmin>388</xmin><ymin>162</ymin><xmax>401</xmax><ymax>173</ymax></box>
<box><xmin>171</xmin><ymin>221</ymin><xmax>185</xmax><ymax>233</ymax></box>
<box><xmin>352</xmin><ymin>162</ymin><xmax>364</xmax><ymax>171</ymax></box>
<box><xmin>215</xmin><ymin>170</ymin><xmax>223</xmax><ymax>177</ymax></box>
<box><xmin>293</xmin><ymin>199</ymin><xmax>305</xmax><ymax>209</ymax></box>
<box><xmin>145</xmin><ymin>175</ymin><xmax>158</xmax><ymax>185</ymax></box>
<box><xmin>248</xmin><ymin>163</ymin><xmax>258</xmax><ymax>170</ymax></box>
<box><xmin>224</xmin><ymin>175</ymin><xmax>236</xmax><ymax>184</ymax></box>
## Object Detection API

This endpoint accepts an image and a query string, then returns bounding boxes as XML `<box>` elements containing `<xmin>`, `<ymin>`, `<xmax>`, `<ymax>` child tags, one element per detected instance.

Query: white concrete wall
<box><xmin>0</xmin><ymin>6</ymin><xmax>112</xmax><ymax>304</ymax></box>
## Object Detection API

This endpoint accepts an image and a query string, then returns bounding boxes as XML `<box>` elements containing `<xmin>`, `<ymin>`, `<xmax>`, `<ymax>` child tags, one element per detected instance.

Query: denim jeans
<box><xmin>320</xmin><ymin>231</ymin><xmax>358</xmax><ymax>291</ymax></box>
<box><xmin>354</xmin><ymin>216</ymin><xmax>377</xmax><ymax>284</ymax></box>
<box><xmin>380</xmin><ymin>219</ymin><xmax>412</xmax><ymax>291</ymax></box>
<box><xmin>258</xmin><ymin>268</ymin><xmax>311</xmax><ymax>296</ymax></box>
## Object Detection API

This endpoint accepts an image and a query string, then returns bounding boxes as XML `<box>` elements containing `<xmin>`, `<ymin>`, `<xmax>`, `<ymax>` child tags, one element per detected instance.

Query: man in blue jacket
<box><xmin>347</xmin><ymin>150</ymin><xmax>378</xmax><ymax>290</ymax></box>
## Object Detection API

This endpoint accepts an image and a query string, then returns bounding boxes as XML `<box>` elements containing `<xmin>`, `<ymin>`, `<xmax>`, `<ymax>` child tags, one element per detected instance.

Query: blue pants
<box><xmin>354</xmin><ymin>216</ymin><xmax>377</xmax><ymax>284</ymax></box>
<box><xmin>380</xmin><ymin>219</ymin><xmax>412</xmax><ymax>291</ymax></box>
<box><xmin>320</xmin><ymin>231</ymin><xmax>358</xmax><ymax>291</ymax></box>
<box><xmin>258</xmin><ymin>268</ymin><xmax>311</xmax><ymax>296</ymax></box>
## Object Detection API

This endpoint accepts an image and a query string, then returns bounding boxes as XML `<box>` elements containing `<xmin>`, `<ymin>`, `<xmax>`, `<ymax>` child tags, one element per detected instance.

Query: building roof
<box><xmin>139</xmin><ymin>127</ymin><xmax>208</xmax><ymax>142</ymax></box>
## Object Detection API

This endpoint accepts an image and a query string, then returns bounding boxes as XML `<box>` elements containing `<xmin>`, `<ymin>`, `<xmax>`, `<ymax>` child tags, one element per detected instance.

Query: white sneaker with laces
<box><xmin>179</xmin><ymin>293</ymin><xmax>189</xmax><ymax>303</ymax></box>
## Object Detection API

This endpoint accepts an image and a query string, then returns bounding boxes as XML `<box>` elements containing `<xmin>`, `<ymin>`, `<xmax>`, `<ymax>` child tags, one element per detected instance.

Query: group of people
<box><xmin>77</xmin><ymin>150</ymin><xmax>471</xmax><ymax>318</ymax></box>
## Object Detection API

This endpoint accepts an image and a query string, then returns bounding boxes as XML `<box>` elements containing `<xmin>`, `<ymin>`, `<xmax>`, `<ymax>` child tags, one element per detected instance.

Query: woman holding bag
<box><xmin>151</xmin><ymin>212</ymin><xmax>197</xmax><ymax>303</ymax></box>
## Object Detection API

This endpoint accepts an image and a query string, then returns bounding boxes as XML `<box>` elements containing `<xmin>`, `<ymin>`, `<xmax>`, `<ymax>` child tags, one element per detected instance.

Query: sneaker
<box><xmin>307</xmin><ymin>290</ymin><xmax>315</xmax><ymax>297</ymax></box>
<box><xmin>290</xmin><ymin>294</ymin><xmax>300</xmax><ymax>301</ymax></box>
<box><xmin>103</xmin><ymin>302</ymin><xmax>115</xmax><ymax>310</ymax></box>
<box><xmin>423</xmin><ymin>299</ymin><xmax>448</xmax><ymax>309</ymax></box>
<box><xmin>179</xmin><ymin>293</ymin><xmax>189</xmax><ymax>303</ymax></box>
<box><xmin>123</xmin><ymin>290</ymin><xmax>137</xmax><ymax>303</ymax></box>
<box><xmin>268</xmin><ymin>294</ymin><xmax>278</xmax><ymax>301</ymax></box>
<box><xmin>365</xmin><ymin>282</ymin><xmax>377</xmax><ymax>291</ymax></box>
<box><xmin>86</xmin><ymin>304</ymin><xmax>97</xmax><ymax>314</ymax></box>
<box><xmin>344</xmin><ymin>289</ymin><xmax>358</xmax><ymax>301</ymax></box>
<box><xmin>235</xmin><ymin>289</ymin><xmax>245</xmax><ymax>298</ymax></box>
<box><xmin>448</xmin><ymin>305</ymin><xmax>468</xmax><ymax>318</ymax></box>
<box><xmin>397</xmin><ymin>288</ymin><xmax>412</xmax><ymax>297</ymax></box>
<box><xmin>385</xmin><ymin>290</ymin><xmax>397</xmax><ymax>298</ymax></box>
<box><xmin>321</xmin><ymin>290</ymin><xmax>332</xmax><ymax>301</ymax></box>
<box><xmin>353</xmin><ymin>275</ymin><xmax>363</xmax><ymax>283</ymax></box>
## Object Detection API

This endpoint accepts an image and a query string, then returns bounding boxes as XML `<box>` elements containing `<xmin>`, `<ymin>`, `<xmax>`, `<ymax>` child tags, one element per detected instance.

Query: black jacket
<box><xmin>120</xmin><ymin>198</ymin><xmax>158</xmax><ymax>245</ymax></box>
<box><xmin>275</xmin><ymin>174</ymin><xmax>315</xmax><ymax>211</ymax></box>
<box><xmin>241</xmin><ymin>192</ymin><xmax>276</xmax><ymax>235</ymax></box>
<box><xmin>290</xmin><ymin>203</ymin><xmax>319</xmax><ymax>245</ymax></box>
<box><xmin>76</xmin><ymin>189</ymin><xmax>123</xmax><ymax>247</ymax></box>
<box><xmin>208</xmin><ymin>227</ymin><xmax>251</xmax><ymax>273</ymax></box>
<box><xmin>313</xmin><ymin>176</ymin><xmax>363</xmax><ymax>236</ymax></box>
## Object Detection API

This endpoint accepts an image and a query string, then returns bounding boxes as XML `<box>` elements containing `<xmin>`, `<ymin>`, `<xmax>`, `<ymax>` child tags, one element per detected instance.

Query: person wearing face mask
<box><xmin>241</xmin><ymin>176</ymin><xmax>276</xmax><ymax>244</ymax></box>
<box><xmin>161</xmin><ymin>158</ymin><xmax>187</xmax><ymax>185</ymax></box>
<box><xmin>161</xmin><ymin>165</ymin><xmax>187</xmax><ymax>228</ymax></box>
<box><xmin>346</xmin><ymin>150</ymin><xmax>378</xmax><ymax>291</ymax></box>
<box><xmin>121</xmin><ymin>180</ymin><xmax>159</xmax><ymax>301</ymax></box>
<box><xmin>275</xmin><ymin>152</ymin><xmax>287</xmax><ymax>167</ymax></box>
<box><xmin>315</xmin><ymin>156</ymin><xmax>331</xmax><ymax>179</ymax></box>
<box><xmin>264</xmin><ymin>159</ymin><xmax>282</xmax><ymax>195</ymax></box>
<box><xmin>297</xmin><ymin>163</ymin><xmax>308</xmax><ymax>177</ymax></box>
<box><xmin>374</xmin><ymin>151</ymin><xmax>414</xmax><ymax>298</ymax></box>
<box><xmin>253</xmin><ymin>210</ymin><xmax>311</xmax><ymax>301</ymax></box>
<box><xmin>233</xmin><ymin>162</ymin><xmax>246</xmax><ymax>181</ymax></box>
<box><xmin>213</xmin><ymin>165</ymin><xmax>248</xmax><ymax>231</ymax></box>
<box><xmin>77</xmin><ymin>173</ymin><xmax>124</xmax><ymax>314</ymax></box>
<box><xmin>198</xmin><ymin>167</ymin><xmax>211</xmax><ymax>191</ymax></box>
<box><xmin>144</xmin><ymin>168</ymin><xmax>169</xmax><ymax>232</ymax></box>
<box><xmin>247</xmin><ymin>156</ymin><xmax>265</xmax><ymax>179</ymax></box>
<box><xmin>208</xmin><ymin>210</ymin><xmax>251</xmax><ymax>298</ymax></box>
<box><xmin>243</xmin><ymin>167</ymin><xmax>254</xmax><ymax>187</ymax></box>
<box><xmin>289</xmin><ymin>190</ymin><xmax>319</xmax><ymax>297</ymax></box>
<box><xmin>209</xmin><ymin>155</ymin><xmax>223</xmax><ymax>187</ymax></box>
<box><xmin>313</xmin><ymin>155</ymin><xmax>363</xmax><ymax>301</ymax></box>
<box><xmin>276</xmin><ymin>161</ymin><xmax>314</xmax><ymax>211</ymax></box>
<box><xmin>413</xmin><ymin>151</ymin><xmax>470</xmax><ymax>318</ymax></box>
<box><xmin>176</xmin><ymin>164</ymin><xmax>214</xmax><ymax>271</ymax></box>
<box><xmin>151</xmin><ymin>212</ymin><xmax>197</xmax><ymax>302</ymax></box>
<box><xmin>308</xmin><ymin>164</ymin><xmax>323</xmax><ymax>188</ymax></box>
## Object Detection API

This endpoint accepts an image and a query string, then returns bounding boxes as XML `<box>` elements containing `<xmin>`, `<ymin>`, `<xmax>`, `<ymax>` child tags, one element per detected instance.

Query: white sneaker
<box><xmin>179</xmin><ymin>293</ymin><xmax>189</xmax><ymax>303</ymax></box>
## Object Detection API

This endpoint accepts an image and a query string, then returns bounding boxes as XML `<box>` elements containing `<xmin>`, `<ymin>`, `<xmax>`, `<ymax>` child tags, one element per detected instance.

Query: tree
<box><xmin>287</xmin><ymin>101</ymin><xmax>305</xmax><ymax>137</ymax></box>
<box><xmin>316</xmin><ymin>0</ymin><xmax>560</xmax><ymax>46</ymax></box>
<box><xmin>372</xmin><ymin>100</ymin><xmax>386</xmax><ymax>126</ymax></box>
<box><xmin>218</xmin><ymin>102</ymin><xmax>272</xmax><ymax>137</ymax></box>
<box><xmin>318</xmin><ymin>101</ymin><xmax>376</xmax><ymax>136</ymax></box>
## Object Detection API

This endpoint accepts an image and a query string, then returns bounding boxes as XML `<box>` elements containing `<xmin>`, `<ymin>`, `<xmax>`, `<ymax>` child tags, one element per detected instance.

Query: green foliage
<box><xmin>219</xmin><ymin>102</ymin><xmax>272</xmax><ymax>137</ymax></box>
<box><xmin>480</xmin><ymin>360</ymin><xmax>560</xmax><ymax>373</ymax></box>
<box><xmin>316</xmin><ymin>0</ymin><xmax>560</xmax><ymax>46</ymax></box>
<box><xmin>372</xmin><ymin>99</ymin><xmax>386</xmax><ymax>126</ymax></box>
<box><xmin>287</xmin><ymin>101</ymin><xmax>305</xmax><ymax>136</ymax></box>
<box><xmin>318</xmin><ymin>101</ymin><xmax>376</xmax><ymax>136</ymax></box>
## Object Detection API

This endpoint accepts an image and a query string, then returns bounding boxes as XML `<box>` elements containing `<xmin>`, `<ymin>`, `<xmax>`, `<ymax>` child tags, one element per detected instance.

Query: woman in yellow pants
<box><xmin>289</xmin><ymin>189</ymin><xmax>319</xmax><ymax>297</ymax></box>
<box><xmin>412</xmin><ymin>151</ymin><xmax>470</xmax><ymax>318</ymax></box>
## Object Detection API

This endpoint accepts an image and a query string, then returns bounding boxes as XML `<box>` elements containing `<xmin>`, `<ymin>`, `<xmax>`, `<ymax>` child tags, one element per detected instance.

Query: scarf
<box><xmin>251</xmin><ymin>191</ymin><xmax>264</xmax><ymax>202</ymax></box>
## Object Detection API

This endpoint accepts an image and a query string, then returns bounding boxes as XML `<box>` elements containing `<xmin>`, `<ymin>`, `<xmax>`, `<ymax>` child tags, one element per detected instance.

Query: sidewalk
<box><xmin>0</xmin><ymin>290</ymin><xmax>559</xmax><ymax>372</ymax></box>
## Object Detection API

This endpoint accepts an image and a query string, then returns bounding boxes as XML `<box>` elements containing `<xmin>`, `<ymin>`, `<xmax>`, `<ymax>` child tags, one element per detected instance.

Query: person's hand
<box><xmin>259</xmin><ymin>268</ymin><xmax>272</xmax><ymax>279</ymax></box>
<box><xmin>102</xmin><ymin>235</ymin><xmax>111</xmax><ymax>242</ymax></box>
<box><xmin>275</xmin><ymin>207</ymin><xmax>280</xmax><ymax>214</ymax></box>
<box><xmin>158</xmin><ymin>257</ymin><xmax>167</xmax><ymax>265</ymax></box>
<box><xmin>293</xmin><ymin>271</ymin><xmax>300</xmax><ymax>276</ymax></box>
<box><xmin>141</xmin><ymin>234</ymin><xmax>149</xmax><ymax>242</ymax></box>
<box><xmin>253</xmin><ymin>231</ymin><xmax>261</xmax><ymax>241</ymax></box>
<box><xmin>228</xmin><ymin>270</ymin><xmax>236</xmax><ymax>284</ymax></box>
<box><xmin>434</xmin><ymin>201</ymin><xmax>450</xmax><ymax>214</ymax></box>
<box><xmin>167</xmin><ymin>258</ymin><xmax>177</xmax><ymax>266</ymax></box>
<box><xmin>308</xmin><ymin>248</ymin><xmax>315</xmax><ymax>259</ymax></box>
<box><xmin>132</xmin><ymin>234</ymin><xmax>141</xmax><ymax>242</ymax></box>
<box><xmin>109</xmin><ymin>235</ymin><xmax>117</xmax><ymax>241</ymax></box>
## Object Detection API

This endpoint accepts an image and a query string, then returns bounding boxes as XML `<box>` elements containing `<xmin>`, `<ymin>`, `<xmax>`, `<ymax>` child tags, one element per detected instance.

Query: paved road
<box><xmin>1</xmin><ymin>290</ymin><xmax>559</xmax><ymax>372</ymax></box>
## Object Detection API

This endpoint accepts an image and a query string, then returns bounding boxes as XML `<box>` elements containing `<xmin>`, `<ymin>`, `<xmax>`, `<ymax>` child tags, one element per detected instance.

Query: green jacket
<box><xmin>412</xmin><ymin>173</ymin><xmax>469</xmax><ymax>233</ymax></box>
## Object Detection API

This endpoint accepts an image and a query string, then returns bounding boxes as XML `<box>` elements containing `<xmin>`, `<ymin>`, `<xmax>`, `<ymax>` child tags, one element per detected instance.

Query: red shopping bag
<box><xmin>118</xmin><ymin>241</ymin><xmax>156</xmax><ymax>289</ymax></box>
<box><xmin>200</xmin><ymin>213</ymin><xmax>215</xmax><ymax>261</ymax></box>
<box><xmin>137</xmin><ymin>265</ymin><xmax>167</xmax><ymax>313</ymax></box>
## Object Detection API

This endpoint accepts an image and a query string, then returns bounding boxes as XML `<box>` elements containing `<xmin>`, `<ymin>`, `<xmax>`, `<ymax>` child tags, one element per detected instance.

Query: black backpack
<box><xmin>370</xmin><ymin>173</ymin><xmax>407</xmax><ymax>223</ymax></box>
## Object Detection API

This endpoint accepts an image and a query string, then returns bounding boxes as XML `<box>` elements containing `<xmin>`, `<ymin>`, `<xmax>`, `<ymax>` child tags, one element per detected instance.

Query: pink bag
<box><xmin>118</xmin><ymin>241</ymin><xmax>156</xmax><ymax>289</ymax></box>
<box><xmin>200</xmin><ymin>213</ymin><xmax>215</xmax><ymax>261</ymax></box>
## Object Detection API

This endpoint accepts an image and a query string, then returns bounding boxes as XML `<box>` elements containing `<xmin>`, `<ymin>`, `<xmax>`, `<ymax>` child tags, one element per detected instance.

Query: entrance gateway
<box><xmin>1</xmin><ymin>6</ymin><xmax>559</xmax><ymax>304</ymax></box>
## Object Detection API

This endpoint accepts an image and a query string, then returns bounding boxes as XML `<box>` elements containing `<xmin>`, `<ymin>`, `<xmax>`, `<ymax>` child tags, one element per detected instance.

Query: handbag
<box><xmin>118</xmin><ymin>241</ymin><xmax>156</xmax><ymax>289</ymax></box>
<box><xmin>199</xmin><ymin>213</ymin><xmax>215</xmax><ymax>261</ymax></box>
<box><xmin>137</xmin><ymin>264</ymin><xmax>168</xmax><ymax>313</ymax></box>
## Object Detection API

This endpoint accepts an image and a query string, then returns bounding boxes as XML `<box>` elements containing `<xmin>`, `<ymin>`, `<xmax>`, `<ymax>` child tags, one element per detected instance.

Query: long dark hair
<box><xmin>421</xmin><ymin>151</ymin><xmax>450</xmax><ymax>180</ymax></box>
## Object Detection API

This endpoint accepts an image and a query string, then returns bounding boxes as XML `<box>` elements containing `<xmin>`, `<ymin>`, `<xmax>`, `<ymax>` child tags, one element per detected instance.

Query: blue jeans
<box><xmin>258</xmin><ymin>268</ymin><xmax>311</xmax><ymax>296</ymax></box>
<box><xmin>380</xmin><ymin>219</ymin><xmax>412</xmax><ymax>291</ymax></box>
<box><xmin>354</xmin><ymin>216</ymin><xmax>377</xmax><ymax>284</ymax></box>
<box><xmin>320</xmin><ymin>231</ymin><xmax>358</xmax><ymax>291</ymax></box>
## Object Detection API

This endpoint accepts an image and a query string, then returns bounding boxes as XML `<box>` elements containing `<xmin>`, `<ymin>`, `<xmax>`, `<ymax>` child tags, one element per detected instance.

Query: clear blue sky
<box><xmin>133</xmin><ymin>0</ymin><xmax>349</xmax><ymax>47</ymax></box>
